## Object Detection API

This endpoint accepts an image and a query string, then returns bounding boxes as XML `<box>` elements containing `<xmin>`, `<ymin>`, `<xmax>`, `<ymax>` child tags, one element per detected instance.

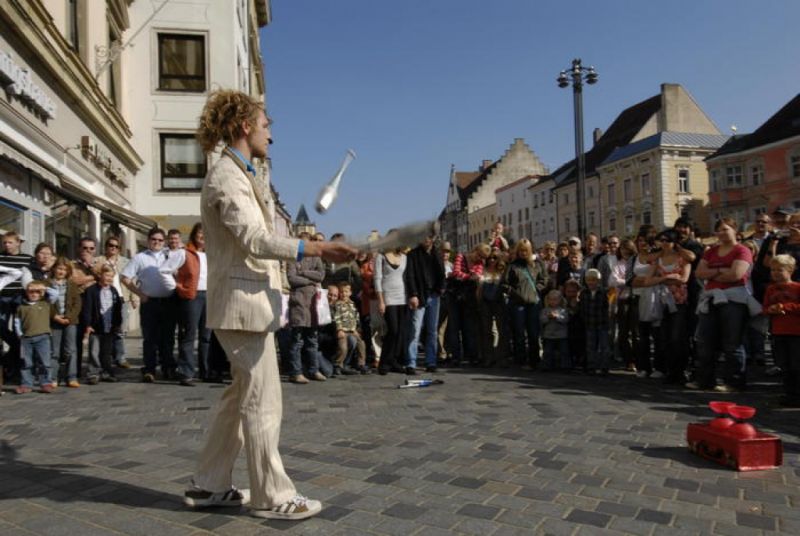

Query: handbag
<box><xmin>280</xmin><ymin>293</ymin><xmax>289</xmax><ymax>328</ymax></box>
<box><xmin>313</xmin><ymin>288</ymin><xmax>332</xmax><ymax>326</ymax></box>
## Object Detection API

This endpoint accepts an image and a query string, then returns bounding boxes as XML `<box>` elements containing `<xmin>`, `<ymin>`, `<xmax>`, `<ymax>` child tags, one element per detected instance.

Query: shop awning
<box><xmin>0</xmin><ymin>138</ymin><xmax>61</xmax><ymax>187</ymax></box>
<box><xmin>60</xmin><ymin>179</ymin><xmax>157</xmax><ymax>235</ymax></box>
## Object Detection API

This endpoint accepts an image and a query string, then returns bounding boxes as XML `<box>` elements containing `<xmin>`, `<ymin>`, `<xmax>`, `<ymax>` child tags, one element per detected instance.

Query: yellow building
<box><xmin>597</xmin><ymin>133</ymin><xmax>729</xmax><ymax>236</ymax></box>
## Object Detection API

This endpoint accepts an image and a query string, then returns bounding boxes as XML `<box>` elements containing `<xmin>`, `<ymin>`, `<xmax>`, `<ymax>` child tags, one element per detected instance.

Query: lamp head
<box><xmin>557</xmin><ymin>71</ymin><xmax>569</xmax><ymax>88</ymax></box>
<box><xmin>585</xmin><ymin>66</ymin><xmax>598</xmax><ymax>85</ymax></box>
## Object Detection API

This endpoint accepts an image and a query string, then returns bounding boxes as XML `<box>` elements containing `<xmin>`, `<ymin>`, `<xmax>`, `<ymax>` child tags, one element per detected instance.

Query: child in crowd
<box><xmin>580</xmin><ymin>269</ymin><xmax>610</xmax><ymax>375</ymax></box>
<box><xmin>564</xmin><ymin>279</ymin><xmax>585</xmax><ymax>371</ymax></box>
<box><xmin>332</xmin><ymin>283</ymin><xmax>368</xmax><ymax>375</ymax></box>
<box><xmin>540</xmin><ymin>289</ymin><xmax>570</xmax><ymax>371</ymax></box>
<box><xmin>81</xmin><ymin>265</ymin><xmax>122</xmax><ymax>384</ymax></box>
<box><xmin>48</xmin><ymin>257</ymin><xmax>82</xmax><ymax>387</ymax></box>
<box><xmin>763</xmin><ymin>255</ymin><xmax>800</xmax><ymax>407</ymax></box>
<box><xmin>15</xmin><ymin>281</ymin><xmax>54</xmax><ymax>394</ymax></box>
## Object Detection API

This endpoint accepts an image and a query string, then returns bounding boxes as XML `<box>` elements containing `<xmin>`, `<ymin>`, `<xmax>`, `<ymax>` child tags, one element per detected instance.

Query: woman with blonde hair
<box><xmin>504</xmin><ymin>239</ymin><xmax>548</xmax><ymax>369</ymax></box>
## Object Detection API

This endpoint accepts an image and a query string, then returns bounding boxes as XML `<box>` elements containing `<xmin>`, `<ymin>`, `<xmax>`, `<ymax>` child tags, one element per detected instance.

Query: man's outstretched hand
<box><xmin>304</xmin><ymin>240</ymin><xmax>358</xmax><ymax>263</ymax></box>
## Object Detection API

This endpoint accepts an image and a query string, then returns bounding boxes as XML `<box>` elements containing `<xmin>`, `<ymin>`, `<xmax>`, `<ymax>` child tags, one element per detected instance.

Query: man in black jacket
<box><xmin>404</xmin><ymin>236</ymin><xmax>445</xmax><ymax>373</ymax></box>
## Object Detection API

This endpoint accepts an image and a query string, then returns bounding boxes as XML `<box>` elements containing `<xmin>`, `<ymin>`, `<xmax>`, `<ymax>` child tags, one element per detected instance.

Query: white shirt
<box><xmin>121</xmin><ymin>249</ymin><xmax>184</xmax><ymax>298</ymax></box>
<box><xmin>197</xmin><ymin>251</ymin><xmax>208</xmax><ymax>292</ymax></box>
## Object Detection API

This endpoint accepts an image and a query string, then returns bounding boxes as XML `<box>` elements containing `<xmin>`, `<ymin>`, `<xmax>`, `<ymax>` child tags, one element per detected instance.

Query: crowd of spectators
<box><xmin>1</xmin><ymin>206</ymin><xmax>799</xmax><ymax>408</ymax></box>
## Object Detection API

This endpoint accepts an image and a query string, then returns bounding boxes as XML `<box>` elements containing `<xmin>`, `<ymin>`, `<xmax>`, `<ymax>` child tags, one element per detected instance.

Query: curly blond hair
<box><xmin>196</xmin><ymin>90</ymin><xmax>265</xmax><ymax>154</ymax></box>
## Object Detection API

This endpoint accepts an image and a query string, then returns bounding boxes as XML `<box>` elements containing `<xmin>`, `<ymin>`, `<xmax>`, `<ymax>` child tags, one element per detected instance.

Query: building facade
<box><xmin>495</xmin><ymin>175</ymin><xmax>540</xmax><ymax>243</ymax></box>
<box><xmin>706</xmin><ymin>94</ymin><xmax>800</xmax><ymax>227</ymax></box>
<box><xmin>527</xmin><ymin>176</ymin><xmax>557</xmax><ymax>246</ymax></box>
<box><xmin>126</xmin><ymin>0</ymin><xmax>271</xmax><ymax>235</ymax></box>
<box><xmin>0</xmin><ymin>0</ymin><xmax>153</xmax><ymax>257</ymax></box>
<box><xmin>553</xmin><ymin>83</ymin><xmax>721</xmax><ymax>240</ymax></box>
<box><xmin>597</xmin><ymin>132</ymin><xmax>728</xmax><ymax>237</ymax></box>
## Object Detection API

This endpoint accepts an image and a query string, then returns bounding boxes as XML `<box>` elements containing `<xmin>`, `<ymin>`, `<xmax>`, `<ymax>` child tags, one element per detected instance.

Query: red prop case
<box><xmin>686</xmin><ymin>402</ymin><xmax>782</xmax><ymax>471</ymax></box>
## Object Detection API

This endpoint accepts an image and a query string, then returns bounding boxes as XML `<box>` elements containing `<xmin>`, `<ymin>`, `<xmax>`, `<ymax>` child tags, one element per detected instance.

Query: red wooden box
<box><xmin>686</xmin><ymin>423</ymin><xmax>782</xmax><ymax>471</ymax></box>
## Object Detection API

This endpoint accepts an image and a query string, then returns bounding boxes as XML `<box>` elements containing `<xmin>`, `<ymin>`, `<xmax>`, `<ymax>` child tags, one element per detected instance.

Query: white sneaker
<box><xmin>250</xmin><ymin>494</ymin><xmax>322</xmax><ymax>520</ymax></box>
<box><xmin>650</xmin><ymin>371</ymin><xmax>664</xmax><ymax>379</ymax></box>
<box><xmin>636</xmin><ymin>371</ymin><xmax>648</xmax><ymax>379</ymax></box>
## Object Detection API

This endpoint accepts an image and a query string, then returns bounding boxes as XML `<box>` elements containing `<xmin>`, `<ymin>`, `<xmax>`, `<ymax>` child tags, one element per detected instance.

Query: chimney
<box><xmin>480</xmin><ymin>159</ymin><xmax>492</xmax><ymax>171</ymax></box>
<box><xmin>593</xmin><ymin>128</ymin><xmax>603</xmax><ymax>145</ymax></box>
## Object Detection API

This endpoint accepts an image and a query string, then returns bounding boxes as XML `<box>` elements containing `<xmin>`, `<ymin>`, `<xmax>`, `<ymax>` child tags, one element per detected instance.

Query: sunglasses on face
<box><xmin>81</xmin><ymin>246</ymin><xmax>95</xmax><ymax>251</ymax></box>
<box><xmin>150</xmin><ymin>238</ymin><xmax>164</xmax><ymax>242</ymax></box>
<box><xmin>107</xmin><ymin>243</ymin><xmax>120</xmax><ymax>248</ymax></box>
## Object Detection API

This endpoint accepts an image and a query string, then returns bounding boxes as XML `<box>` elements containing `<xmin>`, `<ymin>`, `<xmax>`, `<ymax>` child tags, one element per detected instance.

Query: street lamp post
<box><xmin>558</xmin><ymin>59</ymin><xmax>598</xmax><ymax>241</ymax></box>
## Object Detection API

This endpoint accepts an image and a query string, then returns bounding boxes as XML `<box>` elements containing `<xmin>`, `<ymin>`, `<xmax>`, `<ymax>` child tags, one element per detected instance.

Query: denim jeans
<box><xmin>113</xmin><ymin>301</ymin><xmax>129</xmax><ymax>365</ymax></box>
<box><xmin>178</xmin><ymin>292</ymin><xmax>209</xmax><ymax>380</ymax></box>
<box><xmin>406</xmin><ymin>295</ymin><xmax>440</xmax><ymax>368</ymax></box>
<box><xmin>87</xmin><ymin>332</ymin><xmax>115</xmax><ymax>378</ymax></box>
<box><xmin>51</xmin><ymin>323</ymin><xmax>77</xmax><ymax>381</ymax></box>
<box><xmin>773</xmin><ymin>335</ymin><xmax>800</xmax><ymax>400</ymax></box>
<box><xmin>20</xmin><ymin>334</ymin><xmax>51</xmax><ymax>387</ymax></box>
<box><xmin>140</xmin><ymin>294</ymin><xmax>178</xmax><ymax>374</ymax></box>
<box><xmin>656</xmin><ymin>304</ymin><xmax>689</xmax><ymax>382</ymax></box>
<box><xmin>694</xmin><ymin>302</ymin><xmax>748</xmax><ymax>388</ymax></box>
<box><xmin>542</xmin><ymin>338</ymin><xmax>570</xmax><ymax>370</ymax></box>
<box><xmin>586</xmin><ymin>327</ymin><xmax>609</xmax><ymax>370</ymax></box>
<box><xmin>287</xmin><ymin>326</ymin><xmax>320</xmax><ymax>377</ymax></box>
<box><xmin>637</xmin><ymin>321</ymin><xmax>660</xmax><ymax>374</ymax></box>
<box><xmin>511</xmin><ymin>302</ymin><xmax>541</xmax><ymax>367</ymax></box>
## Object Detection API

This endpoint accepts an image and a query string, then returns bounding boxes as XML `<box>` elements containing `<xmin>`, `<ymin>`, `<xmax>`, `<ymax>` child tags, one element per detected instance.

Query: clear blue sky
<box><xmin>260</xmin><ymin>0</ymin><xmax>800</xmax><ymax>238</ymax></box>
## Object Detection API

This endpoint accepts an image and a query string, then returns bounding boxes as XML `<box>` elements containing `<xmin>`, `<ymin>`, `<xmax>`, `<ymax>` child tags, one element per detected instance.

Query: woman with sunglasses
<box><xmin>477</xmin><ymin>252</ymin><xmax>510</xmax><ymax>367</ymax></box>
<box><xmin>644</xmin><ymin>229</ymin><xmax>691</xmax><ymax>384</ymax></box>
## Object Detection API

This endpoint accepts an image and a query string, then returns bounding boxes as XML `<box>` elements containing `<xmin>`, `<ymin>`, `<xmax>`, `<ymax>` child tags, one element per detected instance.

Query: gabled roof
<box><xmin>707</xmin><ymin>93</ymin><xmax>800</xmax><ymax>159</ymax></box>
<box><xmin>294</xmin><ymin>204</ymin><xmax>312</xmax><ymax>225</ymax></box>
<box><xmin>548</xmin><ymin>94</ymin><xmax>661</xmax><ymax>187</ymax></box>
<box><xmin>458</xmin><ymin>161</ymin><xmax>498</xmax><ymax>202</ymax></box>
<box><xmin>602</xmin><ymin>132</ymin><xmax>730</xmax><ymax>166</ymax></box>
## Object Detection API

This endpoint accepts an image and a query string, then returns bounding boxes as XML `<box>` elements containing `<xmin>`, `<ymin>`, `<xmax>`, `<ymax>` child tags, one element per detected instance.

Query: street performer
<box><xmin>183</xmin><ymin>90</ymin><xmax>356</xmax><ymax>520</ymax></box>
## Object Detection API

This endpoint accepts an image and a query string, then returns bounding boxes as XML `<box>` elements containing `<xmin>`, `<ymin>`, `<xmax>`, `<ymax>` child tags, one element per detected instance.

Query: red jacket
<box><xmin>763</xmin><ymin>281</ymin><xmax>800</xmax><ymax>336</ymax></box>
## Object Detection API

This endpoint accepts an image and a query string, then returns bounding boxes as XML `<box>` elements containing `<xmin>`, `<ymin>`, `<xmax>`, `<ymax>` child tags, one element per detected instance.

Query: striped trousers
<box><xmin>193</xmin><ymin>329</ymin><xmax>296</xmax><ymax>509</ymax></box>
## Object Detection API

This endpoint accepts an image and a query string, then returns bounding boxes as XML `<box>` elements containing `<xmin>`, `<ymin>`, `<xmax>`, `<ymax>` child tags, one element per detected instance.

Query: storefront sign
<box><xmin>80</xmin><ymin>135</ymin><xmax>128</xmax><ymax>186</ymax></box>
<box><xmin>0</xmin><ymin>50</ymin><xmax>57</xmax><ymax>121</ymax></box>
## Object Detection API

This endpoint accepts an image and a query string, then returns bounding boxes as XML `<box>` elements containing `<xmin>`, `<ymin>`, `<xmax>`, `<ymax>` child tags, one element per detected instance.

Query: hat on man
<box><xmin>567</xmin><ymin>236</ymin><xmax>581</xmax><ymax>247</ymax></box>
<box><xmin>441</xmin><ymin>241</ymin><xmax>452</xmax><ymax>252</ymax></box>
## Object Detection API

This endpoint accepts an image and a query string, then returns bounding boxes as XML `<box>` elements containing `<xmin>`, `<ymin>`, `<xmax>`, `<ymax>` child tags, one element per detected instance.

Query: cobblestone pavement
<box><xmin>1</xmin><ymin>340</ymin><xmax>799</xmax><ymax>535</ymax></box>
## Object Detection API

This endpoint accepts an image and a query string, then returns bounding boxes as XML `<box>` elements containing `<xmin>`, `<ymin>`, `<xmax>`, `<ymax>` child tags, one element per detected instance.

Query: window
<box><xmin>711</xmin><ymin>169</ymin><xmax>719</xmax><ymax>192</ymax></box>
<box><xmin>535</xmin><ymin>222</ymin><xmax>539</xmax><ymax>234</ymax></box>
<box><xmin>549</xmin><ymin>217</ymin><xmax>555</xmax><ymax>232</ymax></box>
<box><xmin>526</xmin><ymin>223</ymin><xmax>531</xmax><ymax>238</ymax></box>
<box><xmin>790</xmin><ymin>154</ymin><xmax>800</xmax><ymax>178</ymax></box>
<box><xmin>534</xmin><ymin>196</ymin><xmax>538</xmax><ymax>208</ymax></box>
<box><xmin>549</xmin><ymin>191</ymin><xmax>554</xmax><ymax>204</ymax></box>
<box><xmin>67</xmin><ymin>0</ymin><xmax>80</xmax><ymax>51</ymax></box>
<box><xmin>563</xmin><ymin>193</ymin><xmax>569</xmax><ymax>205</ymax></box>
<box><xmin>623</xmin><ymin>178</ymin><xmax>632</xmax><ymax>201</ymax></box>
<box><xmin>726</xmin><ymin>165</ymin><xmax>743</xmax><ymax>187</ymax></box>
<box><xmin>624</xmin><ymin>214</ymin><xmax>633</xmax><ymax>234</ymax></box>
<box><xmin>642</xmin><ymin>211</ymin><xmax>651</xmax><ymax>225</ymax></box>
<box><xmin>160</xmin><ymin>133</ymin><xmax>207</xmax><ymax>190</ymax></box>
<box><xmin>587</xmin><ymin>186</ymin><xmax>594</xmax><ymax>199</ymax></box>
<box><xmin>609</xmin><ymin>217</ymin><xmax>616</xmax><ymax>231</ymax></box>
<box><xmin>589</xmin><ymin>211</ymin><xmax>595</xmax><ymax>227</ymax></box>
<box><xmin>641</xmin><ymin>173</ymin><xmax>651</xmax><ymax>196</ymax></box>
<box><xmin>750</xmin><ymin>165</ymin><xmax>763</xmax><ymax>186</ymax></box>
<box><xmin>518</xmin><ymin>209</ymin><xmax>522</xmax><ymax>223</ymax></box>
<box><xmin>607</xmin><ymin>183</ymin><xmax>616</xmax><ymax>205</ymax></box>
<box><xmin>518</xmin><ymin>225</ymin><xmax>523</xmax><ymax>240</ymax></box>
<box><xmin>509</xmin><ymin>213</ymin><xmax>513</xmax><ymax>225</ymax></box>
<box><xmin>502</xmin><ymin>215</ymin><xmax>507</xmax><ymax>226</ymax></box>
<box><xmin>525</xmin><ymin>207</ymin><xmax>529</xmax><ymax>220</ymax></box>
<box><xmin>565</xmin><ymin>217</ymin><xmax>570</xmax><ymax>233</ymax></box>
<box><xmin>158</xmin><ymin>33</ymin><xmax>206</xmax><ymax>92</ymax></box>
<box><xmin>678</xmin><ymin>169</ymin><xmax>689</xmax><ymax>193</ymax></box>
<box><xmin>541</xmin><ymin>192</ymin><xmax>546</xmax><ymax>205</ymax></box>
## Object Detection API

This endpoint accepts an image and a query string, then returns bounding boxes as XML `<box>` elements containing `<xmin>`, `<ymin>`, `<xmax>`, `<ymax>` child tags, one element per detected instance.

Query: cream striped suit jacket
<box><xmin>201</xmin><ymin>148</ymin><xmax>300</xmax><ymax>332</ymax></box>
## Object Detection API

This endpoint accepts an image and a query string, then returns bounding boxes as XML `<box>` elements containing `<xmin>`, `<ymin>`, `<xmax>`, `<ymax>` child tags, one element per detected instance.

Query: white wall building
<box><xmin>495</xmin><ymin>175</ymin><xmax>540</xmax><ymax>243</ymax></box>
<box><xmin>126</xmin><ymin>0</ymin><xmax>271</xmax><ymax>235</ymax></box>
<box><xmin>527</xmin><ymin>176</ymin><xmax>557</xmax><ymax>247</ymax></box>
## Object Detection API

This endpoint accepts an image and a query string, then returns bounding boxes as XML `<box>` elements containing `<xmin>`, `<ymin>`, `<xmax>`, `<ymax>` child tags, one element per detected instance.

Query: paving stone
<box><xmin>449</xmin><ymin>476</ymin><xmax>485</xmax><ymax>489</ymax></box>
<box><xmin>735</xmin><ymin>511</ymin><xmax>777</xmax><ymax>531</ymax></box>
<box><xmin>456</xmin><ymin>503</ymin><xmax>501</xmax><ymax>520</ymax></box>
<box><xmin>565</xmin><ymin>509</ymin><xmax>611</xmax><ymax>528</ymax></box>
<box><xmin>635</xmin><ymin>508</ymin><xmax>673</xmax><ymax>525</ymax></box>
<box><xmin>381</xmin><ymin>502</ymin><xmax>427</xmax><ymax>520</ymax></box>
<box><xmin>595</xmin><ymin>501</ymin><xmax>638</xmax><ymax>518</ymax></box>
